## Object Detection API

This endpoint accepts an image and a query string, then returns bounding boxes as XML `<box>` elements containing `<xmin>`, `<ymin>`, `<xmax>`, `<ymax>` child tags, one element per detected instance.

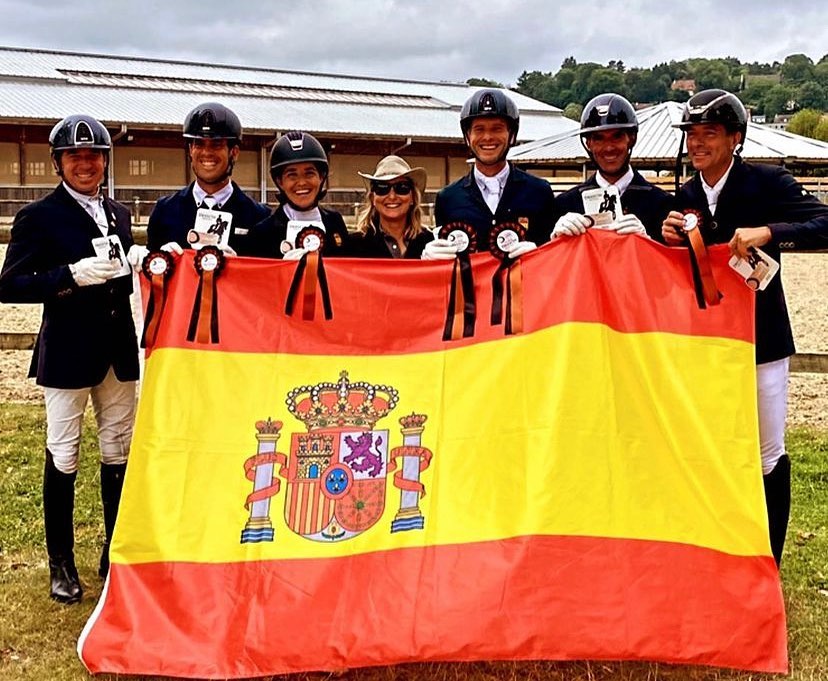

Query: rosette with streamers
<box><xmin>187</xmin><ymin>246</ymin><xmax>225</xmax><ymax>344</ymax></box>
<box><xmin>285</xmin><ymin>226</ymin><xmax>333</xmax><ymax>321</ymax></box>
<box><xmin>488</xmin><ymin>222</ymin><xmax>526</xmax><ymax>336</ymax></box>
<box><xmin>681</xmin><ymin>209</ymin><xmax>721</xmax><ymax>308</ymax></box>
<box><xmin>140</xmin><ymin>250</ymin><xmax>175</xmax><ymax>348</ymax></box>
<box><xmin>437</xmin><ymin>222</ymin><xmax>477</xmax><ymax>341</ymax></box>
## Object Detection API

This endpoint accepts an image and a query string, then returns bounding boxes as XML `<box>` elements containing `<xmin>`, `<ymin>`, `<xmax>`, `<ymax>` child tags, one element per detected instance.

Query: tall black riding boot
<box><xmin>763</xmin><ymin>454</ymin><xmax>791</xmax><ymax>568</ymax></box>
<box><xmin>43</xmin><ymin>449</ymin><xmax>82</xmax><ymax>604</ymax></box>
<box><xmin>99</xmin><ymin>462</ymin><xmax>126</xmax><ymax>578</ymax></box>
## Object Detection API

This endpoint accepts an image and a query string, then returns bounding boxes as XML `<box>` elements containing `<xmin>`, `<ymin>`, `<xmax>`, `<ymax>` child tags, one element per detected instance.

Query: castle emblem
<box><xmin>241</xmin><ymin>371</ymin><xmax>432</xmax><ymax>543</ymax></box>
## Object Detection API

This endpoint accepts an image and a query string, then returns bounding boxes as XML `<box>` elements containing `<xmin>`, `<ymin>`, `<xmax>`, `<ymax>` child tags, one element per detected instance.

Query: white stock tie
<box><xmin>90</xmin><ymin>197</ymin><xmax>108</xmax><ymax>235</ymax></box>
<box><xmin>482</xmin><ymin>178</ymin><xmax>501</xmax><ymax>213</ymax></box>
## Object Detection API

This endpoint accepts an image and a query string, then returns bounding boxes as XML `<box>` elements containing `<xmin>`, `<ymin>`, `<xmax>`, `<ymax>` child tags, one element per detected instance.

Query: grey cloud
<box><xmin>0</xmin><ymin>0</ymin><xmax>824</xmax><ymax>86</ymax></box>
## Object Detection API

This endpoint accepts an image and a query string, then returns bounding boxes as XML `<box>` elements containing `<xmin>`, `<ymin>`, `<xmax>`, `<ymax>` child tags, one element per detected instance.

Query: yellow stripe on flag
<box><xmin>114</xmin><ymin>321</ymin><xmax>766</xmax><ymax>565</ymax></box>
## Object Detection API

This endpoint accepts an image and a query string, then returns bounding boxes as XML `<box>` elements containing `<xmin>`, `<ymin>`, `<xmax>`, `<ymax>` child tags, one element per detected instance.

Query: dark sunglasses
<box><xmin>372</xmin><ymin>181</ymin><xmax>414</xmax><ymax>196</ymax></box>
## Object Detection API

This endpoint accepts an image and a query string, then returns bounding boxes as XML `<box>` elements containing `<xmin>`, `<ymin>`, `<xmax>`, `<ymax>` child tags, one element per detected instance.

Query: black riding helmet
<box><xmin>579</xmin><ymin>93</ymin><xmax>639</xmax><ymax>168</ymax></box>
<box><xmin>269</xmin><ymin>131</ymin><xmax>329</xmax><ymax>206</ymax></box>
<box><xmin>183</xmin><ymin>102</ymin><xmax>242</xmax><ymax>180</ymax></box>
<box><xmin>183</xmin><ymin>102</ymin><xmax>243</xmax><ymax>145</ymax></box>
<box><xmin>580</xmin><ymin>93</ymin><xmax>639</xmax><ymax>136</ymax></box>
<box><xmin>49</xmin><ymin>114</ymin><xmax>111</xmax><ymax>179</ymax></box>
<box><xmin>671</xmin><ymin>89</ymin><xmax>748</xmax><ymax>192</ymax></box>
<box><xmin>459</xmin><ymin>89</ymin><xmax>520</xmax><ymax>147</ymax></box>
<box><xmin>50</xmin><ymin>114</ymin><xmax>112</xmax><ymax>151</ymax></box>
<box><xmin>673</xmin><ymin>89</ymin><xmax>748</xmax><ymax>147</ymax></box>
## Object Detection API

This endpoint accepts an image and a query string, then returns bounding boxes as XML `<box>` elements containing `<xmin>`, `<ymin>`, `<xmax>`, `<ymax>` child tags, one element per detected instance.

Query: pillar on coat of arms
<box><xmin>391</xmin><ymin>413</ymin><xmax>432</xmax><ymax>533</ymax></box>
<box><xmin>240</xmin><ymin>418</ymin><xmax>284</xmax><ymax>544</ymax></box>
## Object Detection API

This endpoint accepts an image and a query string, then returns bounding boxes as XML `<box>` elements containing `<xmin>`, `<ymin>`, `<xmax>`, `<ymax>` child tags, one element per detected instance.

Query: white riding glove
<box><xmin>506</xmin><ymin>240</ymin><xmax>538</xmax><ymax>259</ymax></box>
<box><xmin>283</xmin><ymin>247</ymin><xmax>308</xmax><ymax>261</ymax></box>
<box><xmin>69</xmin><ymin>256</ymin><xmax>119</xmax><ymax>287</ymax></box>
<box><xmin>552</xmin><ymin>212</ymin><xmax>592</xmax><ymax>238</ymax></box>
<box><xmin>611</xmin><ymin>213</ymin><xmax>648</xmax><ymax>237</ymax></box>
<box><xmin>160</xmin><ymin>241</ymin><xmax>184</xmax><ymax>256</ymax></box>
<box><xmin>126</xmin><ymin>245</ymin><xmax>149</xmax><ymax>271</ymax></box>
<box><xmin>421</xmin><ymin>238</ymin><xmax>459</xmax><ymax>260</ymax></box>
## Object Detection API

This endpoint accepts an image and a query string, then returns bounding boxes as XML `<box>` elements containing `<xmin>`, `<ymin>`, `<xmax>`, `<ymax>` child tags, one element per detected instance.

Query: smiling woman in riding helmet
<box><xmin>246</xmin><ymin>131</ymin><xmax>348</xmax><ymax>260</ymax></box>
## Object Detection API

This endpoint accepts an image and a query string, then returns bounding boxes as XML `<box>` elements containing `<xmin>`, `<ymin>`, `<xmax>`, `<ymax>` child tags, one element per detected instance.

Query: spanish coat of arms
<box><xmin>240</xmin><ymin>371</ymin><xmax>432</xmax><ymax>543</ymax></box>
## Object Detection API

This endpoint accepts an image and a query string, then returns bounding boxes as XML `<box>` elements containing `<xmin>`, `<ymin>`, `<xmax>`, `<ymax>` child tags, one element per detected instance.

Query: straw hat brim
<box><xmin>358</xmin><ymin>167</ymin><xmax>427</xmax><ymax>193</ymax></box>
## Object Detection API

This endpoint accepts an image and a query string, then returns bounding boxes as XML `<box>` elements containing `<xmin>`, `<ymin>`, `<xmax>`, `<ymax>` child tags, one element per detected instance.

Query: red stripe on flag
<box><xmin>81</xmin><ymin>535</ymin><xmax>786</xmax><ymax>677</ymax></box>
<box><xmin>146</xmin><ymin>236</ymin><xmax>754</xmax><ymax>357</ymax></box>
<box><xmin>298</xmin><ymin>481</ymin><xmax>311</xmax><ymax>535</ymax></box>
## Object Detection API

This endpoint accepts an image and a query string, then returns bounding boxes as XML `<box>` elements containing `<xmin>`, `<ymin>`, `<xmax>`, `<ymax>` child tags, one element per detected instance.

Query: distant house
<box><xmin>769</xmin><ymin>114</ymin><xmax>794</xmax><ymax>130</ymax></box>
<box><xmin>670</xmin><ymin>79</ymin><xmax>697</xmax><ymax>95</ymax></box>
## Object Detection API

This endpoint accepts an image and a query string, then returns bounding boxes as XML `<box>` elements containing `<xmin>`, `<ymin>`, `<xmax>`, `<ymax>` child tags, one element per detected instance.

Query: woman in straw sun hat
<box><xmin>348</xmin><ymin>155</ymin><xmax>432</xmax><ymax>258</ymax></box>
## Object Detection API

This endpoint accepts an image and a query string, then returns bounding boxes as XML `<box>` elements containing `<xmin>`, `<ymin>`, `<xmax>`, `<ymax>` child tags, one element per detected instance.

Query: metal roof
<box><xmin>510</xmin><ymin>101</ymin><xmax>828</xmax><ymax>166</ymax></box>
<box><xmin>0</xmin><ymin>46</ymin><xmax>577</xmax><ymax>142</ymax></box>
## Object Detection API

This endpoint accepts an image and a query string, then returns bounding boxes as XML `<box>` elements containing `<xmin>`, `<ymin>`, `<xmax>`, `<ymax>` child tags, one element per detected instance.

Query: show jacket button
<box><xmin>779</xmin><ymin>241</ymin><xmax>795</xmax><ymax>249</ymax></box>
<box><xmin>56</xmin><ymin>288</ymin><xmax>73</xmax><ymax>298</ymax></box>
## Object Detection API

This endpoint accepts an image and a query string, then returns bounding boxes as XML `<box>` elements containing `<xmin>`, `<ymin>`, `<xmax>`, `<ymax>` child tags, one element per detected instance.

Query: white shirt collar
<box><xmin>595</xmin><ymin>167</ymin><xmax>634</xmax><ymax>195</ymax></box>
<box><xmin>283</xmin><ymin>204</ymin><xmax>323</xmax><ymax>222</ymax></box>
<box><xmin>474</xmin><ymin>164</ymin><xmax>510</xmax><ymax>193</ymax></box>
<box><xmin>63</xmin><ymin>181</ymin><xmax>101</xmax><ymax>209</ymax></box>
<box><xmin>193</xmin><ymin>180</ymin><xmax>234</xmax><ymax>208</ymax></box>
<box><xmin>700</xmin><ymin>158</ymin><xmax>734</xmax><ymax>212</ymax></box>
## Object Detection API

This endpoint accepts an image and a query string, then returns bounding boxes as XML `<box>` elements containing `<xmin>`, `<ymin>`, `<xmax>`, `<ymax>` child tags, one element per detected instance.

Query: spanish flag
<box><xmin>79</xmin><ymin>233</ymin><xmax>787</xmax><ymax>678</ymax></box>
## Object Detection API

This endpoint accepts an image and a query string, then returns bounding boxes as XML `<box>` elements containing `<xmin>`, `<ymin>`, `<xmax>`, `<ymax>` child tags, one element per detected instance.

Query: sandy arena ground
<box><xmin>0</xmin><ymin>246</ymin><xmax>826</xmax><ymax>428</ymax></box>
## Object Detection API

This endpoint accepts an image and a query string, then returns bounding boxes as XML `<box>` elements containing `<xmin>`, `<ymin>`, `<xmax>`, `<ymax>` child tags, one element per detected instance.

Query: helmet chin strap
<box><xmin>220</xmin><ymin>157</ymin><xmax>235</xmax><ymax>182</ymax></box>
<box><xmin>674</xmin><ymin>130</ymin><xmax>686</xmax><ymax>195</ymax></box>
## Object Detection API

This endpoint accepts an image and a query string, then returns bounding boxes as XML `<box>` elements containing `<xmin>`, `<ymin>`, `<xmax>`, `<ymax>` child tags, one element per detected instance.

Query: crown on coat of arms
<box><xmin>285</xmin><ymin>370</ymin><xmax>399</xmax><ymax>431</ymax></box>
<box><xmin>399</xmin><ymin>413</ymin><xmax>428</xmax><ymax>429</ymax></box>
<box><xmin>255</xmin><ymin>418</ymin><xmax>283</xmax><ymax>435</ymax></box>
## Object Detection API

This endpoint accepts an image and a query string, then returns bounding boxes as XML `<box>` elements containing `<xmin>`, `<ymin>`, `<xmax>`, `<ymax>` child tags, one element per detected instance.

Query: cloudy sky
<box><xmin>0</xmin><ymin>0</ymin><xmax>825</xmax><ymax>85</ymax></box>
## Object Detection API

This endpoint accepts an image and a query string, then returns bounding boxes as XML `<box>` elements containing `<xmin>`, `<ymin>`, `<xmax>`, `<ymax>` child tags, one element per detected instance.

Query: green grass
<box><xmin>1</xmin><ymin>403</ymin><xmax>826</xmax><ymax>681</ymax></box>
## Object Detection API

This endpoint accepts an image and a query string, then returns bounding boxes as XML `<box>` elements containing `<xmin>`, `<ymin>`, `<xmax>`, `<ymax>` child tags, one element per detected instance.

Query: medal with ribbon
<box><xmin>140</xmin><ymin>250</ymin><xmax>175</xmax><ymax>348</ymax></box>
<box><xmin>438</xmin><ymin>222</ymin><xmax>477</xmax><ymax>341</ymax></box>
<box><xmin>285</xmin><ymin>226</ymin><xmax>333</xmax><ymax>321</ymax></box>
<box><xmin>489</xmin><ymin>222</ymin><xmax>525</xmax><ymax>336</ymax></box>
<box><xmin>680</xmin><ymin>209</ymin><xmax>721</xmax><ymax>308</ymax></box>
<box><xmin>187</xmin><ymin>246</ymin><xmax>225</xmax><ymax>344</ymax></box>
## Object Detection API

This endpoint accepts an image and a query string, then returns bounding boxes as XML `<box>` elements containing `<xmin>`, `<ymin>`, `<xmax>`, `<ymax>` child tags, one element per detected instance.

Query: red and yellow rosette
<box><xmin>681</xmin><ymin>209</ymin><xmax>722</xmax><ymax>308</ymax></box>
<box><xmin>489</xmin><ymin>222</ymin><xmax>526</xmax><ymax>336</ymax></box>
<box><xmin>437</xmin><ymin>222</ymin><xmax>477</xmax><ymax>341</ymax></box>
<box><xmin>187</xmin><ymin>246</ymin><xmax>225</xmax><ymax>344</ymax></box>
<box><xmin>285</xmin><ymin>226</ymin><xmax>333</xmax><ymax>321</ymax></box>
<box><xmin>140</xmin><ymin>250</ymin><xmax>175</xmax><ymax>348</ymax></box>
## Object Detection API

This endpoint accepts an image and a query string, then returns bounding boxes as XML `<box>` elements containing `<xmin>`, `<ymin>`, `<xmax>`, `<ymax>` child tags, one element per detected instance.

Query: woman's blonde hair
<box><xmin>355</xmin><ymin>184</ymin><xmax>424</xmax><ymax>239</ymax></box>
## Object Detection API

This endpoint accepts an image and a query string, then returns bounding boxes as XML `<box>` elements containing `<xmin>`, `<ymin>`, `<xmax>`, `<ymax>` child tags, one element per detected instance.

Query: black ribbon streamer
<box><xmin>442</xmin><ymin>252</ymin><xmax>476</xmax><ymax>341</ymax></box>
<box><xmin>140</xmin><ymin>251</ymin><xmax>174</xmax><ymax>349</ymax></box>
<box><xmin>285</xmin><ymin>251</ymin><xmax>333</xmax><ymax>321</ymax></box>
<box><xmin>687</xmin><ymin>248</ymin><xmax>707</xmax><ymax>309</ymax></box>
<box><xmin>187</xmin><ymin>248</ymin><xmax>223</xmax><ymax>344</ymax></box>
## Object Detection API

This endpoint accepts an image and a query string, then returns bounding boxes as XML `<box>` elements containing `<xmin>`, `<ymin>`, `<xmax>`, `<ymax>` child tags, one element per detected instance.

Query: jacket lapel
<box><xmin>54</xmin><ymin>183</ymin><xmax>106</xmax><ymax>240</ymax></box>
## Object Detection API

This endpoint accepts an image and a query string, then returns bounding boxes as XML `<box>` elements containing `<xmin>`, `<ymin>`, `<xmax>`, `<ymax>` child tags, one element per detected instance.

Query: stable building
<box><xmin>509</xmin><ymin>101</ymin><xmax>828</xmax><ymax>190</ymax></box>
<box><xmin>0</xmin><ymin>46</ymin><xmax>577</xmax><ymax>222</ymax></box>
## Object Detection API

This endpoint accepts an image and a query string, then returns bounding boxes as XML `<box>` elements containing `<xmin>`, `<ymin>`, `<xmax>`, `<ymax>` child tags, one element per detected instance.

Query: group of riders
<box><xmin>1</xmin><ymin>84</ymin><xmax>826</xmax><ymax>604</ymax></box>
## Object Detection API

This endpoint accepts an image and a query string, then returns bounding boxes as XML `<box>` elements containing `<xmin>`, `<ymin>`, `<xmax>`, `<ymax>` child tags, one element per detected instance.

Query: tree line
<box><xmin>467</xmin><ymin>53</ymin><xmax>828</xmax><ymax>141</ymax></box>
